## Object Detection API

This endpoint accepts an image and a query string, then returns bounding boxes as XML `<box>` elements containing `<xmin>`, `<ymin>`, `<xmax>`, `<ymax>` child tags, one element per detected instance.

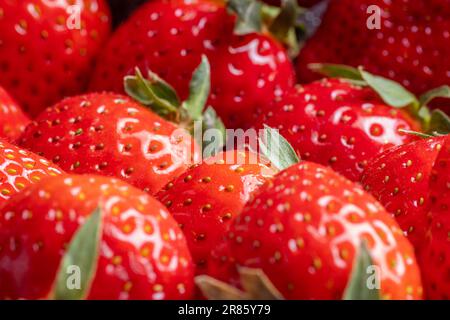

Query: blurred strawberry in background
<box><xmin>297</xmin><ymin>0</ymin><xmax>450</xmax><ymax>112</ymax></box>
<box><xmin>0</xmin><ymin>0</ymin><xmax>111</xmax><ymax>117</ymax></box>
<box><xmin>0</xmin><ymin>86</ymin><xmax>29</xmax><ymax>142</ymax></box>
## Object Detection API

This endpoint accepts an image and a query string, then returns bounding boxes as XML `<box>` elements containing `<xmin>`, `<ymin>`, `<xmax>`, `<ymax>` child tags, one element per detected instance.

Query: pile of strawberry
<box><xmin>0</xmin><ymin>0</ymin><xmax>449</xmax><ymax>300</ymax></box>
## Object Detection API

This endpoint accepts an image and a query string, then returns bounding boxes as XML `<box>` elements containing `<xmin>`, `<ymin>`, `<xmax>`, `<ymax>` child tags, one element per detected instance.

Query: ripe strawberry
<box><xmin>223</xmin><ymin>162</ymin><xmax>422</xmax><ymax>300</ymax></box>
<box><xmin>0</xmin><ymin>0</ymin><xmax>111</xmax><ymax>117</ymax></box>
<box><xmin>252</xmin><ymin>77</ymin><xmax>420</xmax><ymax>181</ymax></box>
<box><xmin>0</xmin><ymin>139</ymin><xmax>62</xmax><ymax>204</ymax></box>
<box><xmin>361</xmin><ymin>136</ymin><xmax>448</xmax><ymax>250</ymax></box>
<box><xmin>0</xmin><ymin>174</ymin><xmax>194</xmax><ymax>300</ymax></box>
<box><xmin>0</xmin><ymin>86</ymin><xmax>29</xmax><ymax>142</ymax></box>
<box><xmin>89</xmin><ymin>0</ymin><xmax>296</xmax><ymax>129</ymax></box>
<box><xmin>419</xmin><ymin>137</ymin><xmax>450</xmax><ymax>299</ymax></box>
<box><xmin>296</xmin><ymin>0</ymin><xmax>450</xmax><ymax>111</ymax></box>
<box><xmin>156</xmin><ymin>150</ymin><xmax>275</xmax><ymax>277</ymax></box>
<box><xmin>18</xmin><ymin>93</ymin><xmax>198</xmax><ymax>194</ymax></box>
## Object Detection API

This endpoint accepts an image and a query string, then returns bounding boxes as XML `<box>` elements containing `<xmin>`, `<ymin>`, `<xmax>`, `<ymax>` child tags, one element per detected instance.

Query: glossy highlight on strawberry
<box><xmin>361</xmin><ymin>136</ymin><xmax>447</xmax><ymax>249</ymax></box>
<box><xmin>156</xmin><ymin>150</ymin><xmax>275</xmax><ymax>277</ymax></box>
<box><xmin>225</xmin><ymin>162</ymin><xmax>423</xmax><ymax>300</ymax></box>
<box><xmin>19</xmin><ymin>93</ymin><xmax>199</xmax><ymax>194</ymax></box>
<box><xmin>0</xmin><ymin>174</ymin><xmax>194</xmax><ymax>300</ymax></box>
<box><xmin>90</xmin><ymin>0</ymin><xmax>295</xmax><ymax>129</ymax></box>
<box><xmin>253</xmin><ymin>78</ymin><xmax>420</xmax><ymax>181</ymax></box>
<box><xmin>0</xmin><ymin>139</ymin><xmax>62</xmax><ymax>204</ymax></box>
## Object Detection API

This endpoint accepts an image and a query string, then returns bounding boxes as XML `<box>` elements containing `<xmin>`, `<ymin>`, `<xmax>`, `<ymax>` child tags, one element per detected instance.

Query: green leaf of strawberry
<box><xmin>343</xmin><ymin>242</ymin><xmax>381</xmax><ymax>300</ymax></box>
<box><xmin>268</xmin><ymin>0</ymin><xmax>301</xmax><ymax>57</ymax></box>
<box><xmin>308</xmin><ymin>63</ymin><xmax>450</xmax><ymax>135</ymax></box>
<box><xmin>182</xmin><ymin>55</ymin><xmax>211</xmax><ymax>122</ymax></box>
<box><xmin>419</xmin><ymin>85</ymin><xmax>450</xmax><ymax>107</ymax></box>
<box><xmin>228</xmin><ymin>0</ymin><xmax>263</xmax><ymax>35</ymax></box>
<box><xmin>308</xmin><ymin>63</ymin><xmax>364</xmax><ymax>82</ymax></box>
<box><xmin>358</xmin><ymin>68</ymin><xmax>419</xmax><ymax>110</ymax></box>
<box><xmin>258</xmin><ymin>125</ymin><xmax>300</xmax><ymax>170</ymax></box>
<box><xmin>124</xmin><ymin>56</ymin><xmax>226</xmax><ymax>154</ymax></box>
<box><xmin>51</xmin><ymin>207</ymin><xmax>102</xmax><ymax>300</ymax></box>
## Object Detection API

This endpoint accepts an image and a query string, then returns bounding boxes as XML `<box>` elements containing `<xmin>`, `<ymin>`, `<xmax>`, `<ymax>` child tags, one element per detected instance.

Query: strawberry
<box><xmin>0</xmin><ymin>0</ymin><xmax>111</xmax><ymax>117</ymax></box>
<box><xmin>0</xmin><ymin>174</ymin><xmax>194</xmax><ymax>300</ymax></box>
<box><xmin>0</xmin><ymin>139</ymin><xmax>62</xmax><ymax>204</ymax></box>
<box><xmin>296</xmin><ymin>0</ymin><xmax>450</xmax><ymax>112</ymax></box>
<box><xmin>89</xmin><ymin>0</ymin><xmax>297</xmax><ymax>129</ymax></box>
<box><xmin>156</xmin><ymin>150</ymin><xmax>275</xmax><ymax>278</ymax></box>
<box><xmin>0</xmin><ymin>86</ymin><xmax>29</xmax><ymax>142</ymax></box>
<box><xmin>252</xmin><ymin>77</ymin><xmax>421</xmax><ymax>181</ymax></box>
<box><xmin>18</xmin><ymin>92</ymin><xmax>198</xmax><ymax>195</ymax></box>
<box><xmin>361</xmin><ymin>136</ymin><xmax>448</xmax><ymax>250</ymax></box>
<box><xmin>220</xmin><ymin>161</ymin><xmax>422</xmax><ymax>300</ymax></box>
<box><xmin>419</xmin><ymin>137</ymin><xmax>450</xmax><ymax>299</ymax></box>
<box><xmin>253</xmin><ymin>64</ymin><xmax>450</xmax><ymax>181</ymax></box>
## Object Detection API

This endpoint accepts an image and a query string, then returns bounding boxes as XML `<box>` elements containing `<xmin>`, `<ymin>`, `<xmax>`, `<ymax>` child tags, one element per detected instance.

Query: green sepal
<box><xmin>343</xmin><ymin>242</ymin><xmax>381</xmax><ymax>300</ymax></box>
<box><xmin>124</xmin><ymin>68</ymin><xmax>179</xmax><ymax>120</ymax></box>
<box><xmin>359</xmin><ymin>68</ymin><xmax>419</xmax><ymax>110</ymax></box>
<box><xmin>202</xmin><ymin>106</ymin><xmax>226</xmax><ymax>152</ymax></box>
<box><xmin>308</xmin><ymin>63</ymin><xmax>420</xmax><ymax>110</ymax></box>
<box><xmin>419</xmin><ymin>85</ymin><xmax>450</xmax><ymax>107</ymax></box>
<box><xmin>228</xmin><ymin>0</ymin><xmax>263</xmax><ymax>35</ymax></box>
<box><xmin>258</xmin><ymin>125</ymin><xmax>300</xmax><ymax>170</ymax></box>
<box><xmin>182</xmin><ymin>55</ymin><xmax>211</xmax><ymax>122</ymax></box>
<box><xmin>427</xmin><ymin>109</ymin><xmax>450</xmax><ymax>136</ymax></box>
<box><xmin>50</xmin><ymin>207</ymin><xmax>103</xmax><ymax>300</ymax></box>
<box><xmin>308</xmin><ymin>63</ymin><xmax>364</xmax><ymax>82</ymax></box>
<box><xmin>268</xmin><ymin>0</ymin><xmax>301</xmax><ymax>57</ymax></box>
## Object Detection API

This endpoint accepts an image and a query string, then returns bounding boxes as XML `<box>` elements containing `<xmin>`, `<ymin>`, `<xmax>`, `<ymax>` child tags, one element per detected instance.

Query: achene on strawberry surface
<box><xmin>0</xmin><ymin>174</ymin><xmax>194</xmax><ymax>300</ymax></box>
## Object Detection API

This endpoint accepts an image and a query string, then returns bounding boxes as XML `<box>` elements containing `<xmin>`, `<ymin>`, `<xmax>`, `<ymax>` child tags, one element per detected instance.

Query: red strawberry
<box><xmin>419</xmin><ymin>137</ymin><xmax>450</xmax><ymax>299</ymax></box>
<box><xmin>361</xmin><ymin>136</ymin><xmax>447</xmax><ymax>250</ymax></box>
<box><xmin>222</xmin><ymin>162</ymin><xmax>422</xmax><ymax>300</ymax></box>
<box><xmin>296</xmin><ymin>0</ymin><xmax>450</xmax><ymax>112</ymax></box>
<box><xmin>89</xmin><ymin>0</ymin><xmax>296</xmax><ymax>129</ymax></box>
<box><xmin>252</xmin><ymin>77</ymin><xmax>421</xmax><ymax>181</ymax></box>
<box><xmin>0</xmin><ymin>0</ymin><xmax>111</xmax><ymax>117</ymax></box>
<box><xmin>0</xmin><ymin>86</ymin><xmax>29</xmax><ymax>142</ymax></box>
<box><xmin>0</xmin><ymin>174</ymin><xmax>194</xmax><ymax>300</ymax></box>
<box><xmin>0</xmin><ymin>139</ymin><xmax>62</xmax><ymax>204</ymax></box>
<box><xmin>156</xmin><ymin>150</ymin><xmax>275</xmax><ymax>278</ymax></box>
<box><xmin>18</xmin><ymin>92</ymin><xmax>198</xmax><ymax>194</ymax></box>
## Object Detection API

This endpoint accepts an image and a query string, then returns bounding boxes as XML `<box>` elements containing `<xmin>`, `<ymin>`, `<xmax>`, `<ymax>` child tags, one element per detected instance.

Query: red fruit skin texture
<box><xmin>0</xmin><ymin>86</ymin><xmax>29</xmax><ymax>142</ymax></box>
<box><xmin>226</xmin><ymin>162</ymin><xmax>423</xmax><ymax>300</ymax></box>
<box><xmin>0</xmin><ymin>139</ymin><xmax>63</xmax><ymax>205</ymax></box>
<box><xmin>156</xmin><ymin>150</ymin><xmax>275</xmax><ymax>278</ymax></box>
<box><xmin>420</xmin><ymin>136</ymin><xmax>450</xmax><ymax>299</ymax></box>
<box><xmin>0</xmin><ymin>175</ymin><xmax>194</xmax><ymax>300</ymax></box>
<box><xmin>253</xmin><ymin>78</ymin><xmax>420</xmax><ymax>182</ymax></box>
<box><xmin>89</xmin><ymin>0</ymin><xmax>295</xmax><ymax>129</ymax></box>
<box><xmin>361</xmin><ymin>136</ymin><xmax>447</xmax><ymax>250</ymax></box>
<box><xmin>19</xmin><ymin>93</ymin><xmax>199</xmax><ymax>195</ymax></box>
<box><xmin>0</xmin><ymin>0</ymin><xmax>111</xmax><ymax>117</ymax></box>
<box><xmin>297</xmin><ymin>0</ymin><xmax>450</xmax><ymax>111</ymax></box>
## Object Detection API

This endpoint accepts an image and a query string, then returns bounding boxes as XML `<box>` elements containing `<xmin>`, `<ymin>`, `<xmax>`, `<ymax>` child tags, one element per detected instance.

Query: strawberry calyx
<box><xmin>309</xmin><ymin>63</ymin><xmax>450</xmax><ymax>136</ymax></box>
<box><xmin>195</xmin><ymin>241</ymin><xmax>380</xmax><ymax>300</ymax></box>
<box><xmin>196</xmin><ymin>267</ymin><xmax>284</xmax><ymax>300</ymax></box>
<box><xmin>227</xmin><ymin>0</ymin><xmax>303</xmax><ymax>57</ymax></box>
<box><xmin>258</xmin><ymin>125</ymin><xmax>300</xmax><ymax>170</ymax></box>
<box><xmin>49</xmin><ymin>207</ymin><xmax>103</xmax><ymax>300</ymax></box>
<box><xmin>124</xmin><ymin>55</ymin><xmax>226</xmax><ymax>151</ymax></box>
